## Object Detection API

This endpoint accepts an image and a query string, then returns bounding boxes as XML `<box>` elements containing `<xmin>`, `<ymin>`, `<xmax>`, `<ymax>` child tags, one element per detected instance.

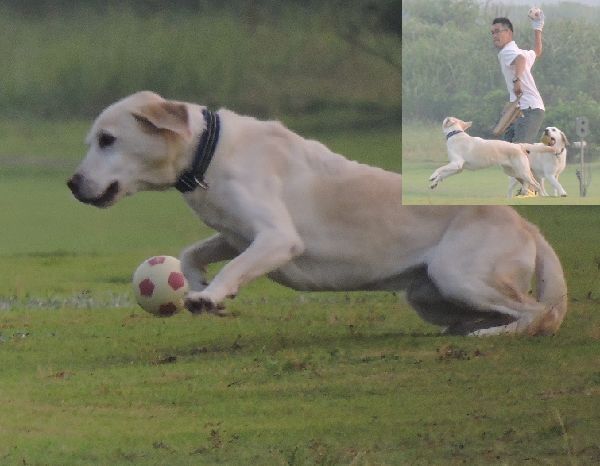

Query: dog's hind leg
<box><xmin>429</xmin><ymin>161</ymin><xmax>464</xmax><ymax>189</ymax></box>
<box><xmin>431</xmin><ymin>267</ymin><xmax>545</xmax><ymax>336</ymax></box>
<box><xmin>511</xmin><ymin>152</ymin><xmax>542</xmax><ymax>194</ymax></box>
<box><xmin>523</xmin><ymin>170</ymin><xmax>543</xmax><ymax>194</ymax></box>
<box><xmin>426</xmin><ymin>262</ymin><xmax>544</xmax><ymax>336</ymax></box>
<box><xmin>406</xmin><ymin>268</ymin><xmax>517</xmax><ymax>334</ymax></box>
<box><xmin>423</xmin><ymin>210</ymin><xmax>548</xmax><ymax>336</ymax></box>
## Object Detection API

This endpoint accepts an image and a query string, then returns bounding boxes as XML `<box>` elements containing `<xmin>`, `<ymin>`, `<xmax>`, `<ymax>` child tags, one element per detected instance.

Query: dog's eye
<box><xmin>98</xmin><ymin>132</ymin><xmax>116</xmax><ymax>149</ymax></box>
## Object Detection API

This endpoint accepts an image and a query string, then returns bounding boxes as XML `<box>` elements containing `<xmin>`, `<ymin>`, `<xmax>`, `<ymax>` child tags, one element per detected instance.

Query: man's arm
<box><xmin>531</xmin><ymin>10</ymin><xmax>544</xmax><ymax>57</ymax></box>
<box><xmin>534</xmin><ymin>30</ymin><xmax>543</xmax><ymax>57</ymax></box>
<box><xmin>512</xmin><ymin>55</ymin><xmax>525</xmax><ymax>96</ymax></box>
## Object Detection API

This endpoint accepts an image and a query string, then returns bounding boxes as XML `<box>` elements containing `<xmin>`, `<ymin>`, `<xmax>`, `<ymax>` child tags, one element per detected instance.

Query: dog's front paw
<box><xmin>185</xmin><ymin>291</ymin><xmax>229</xmax><ymax>316</ymax></box>
<box><xmin>429</xmin><ymin>174</ymin><xmax>440</xmax><ymax>189</ymax></box>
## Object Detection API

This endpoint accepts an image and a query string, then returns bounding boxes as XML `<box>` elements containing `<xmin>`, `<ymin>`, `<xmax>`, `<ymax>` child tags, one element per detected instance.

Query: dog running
<box><xmin>68</xmin><ymin>92</ymin><xmax>567</xmax><ymax>335</ymax></box>
<box><xmin>429</xmin><ymin>117</ymin><xmax>557</xmax><ymax>194</ymax></box>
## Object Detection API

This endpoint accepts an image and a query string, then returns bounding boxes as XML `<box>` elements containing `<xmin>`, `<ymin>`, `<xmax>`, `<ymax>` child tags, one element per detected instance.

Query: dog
<box><xmin>508</xmin><ymin>127</ymin><xmax>569</xmax><ymax>197</ymax></box>
<box><xmin>67</xmin><ymin>92</ymin><xmax>567</xmax><ymax>335</ymax></box>
<box><xmin>429</xmin><ymin>117</ymin><xmax>554</xmax><ymax>193</ymax></box>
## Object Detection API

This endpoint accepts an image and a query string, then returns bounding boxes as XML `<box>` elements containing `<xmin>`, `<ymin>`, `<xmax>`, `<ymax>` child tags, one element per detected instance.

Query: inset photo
<box><xmin>402</xmin><ymin>0</ymin><xmax>600</xmax><ymax>204</ymax></box>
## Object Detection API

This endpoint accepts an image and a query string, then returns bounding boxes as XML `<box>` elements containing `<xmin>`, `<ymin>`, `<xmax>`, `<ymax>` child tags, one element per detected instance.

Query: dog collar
<box><xmin>175</xmin><ymin>109</ymin><xmax>220</xmax><ymax>192</ymax></box>
<box><xmin>446</xmin><ymin>130</ymin><xmax>463</xmax><ymax>140</ymax></box>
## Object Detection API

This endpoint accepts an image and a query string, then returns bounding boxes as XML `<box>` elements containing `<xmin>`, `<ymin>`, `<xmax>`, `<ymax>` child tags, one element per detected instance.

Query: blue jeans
<box><xmin>503</xmin><ymin>108</ymin><xmax>545</xmax><ymax>143</ymax></box>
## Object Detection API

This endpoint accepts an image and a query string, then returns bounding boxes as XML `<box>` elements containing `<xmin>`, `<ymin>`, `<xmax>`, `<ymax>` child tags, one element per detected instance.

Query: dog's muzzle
<box><xmin>541</xmin><ymin>131</ymin><xmax>555</xmax><ymax>147</ymax></box>
<box><xmin>67</xmin><ymin>173</ymin><xmax>120</xmax><ymax>208</ymax></box>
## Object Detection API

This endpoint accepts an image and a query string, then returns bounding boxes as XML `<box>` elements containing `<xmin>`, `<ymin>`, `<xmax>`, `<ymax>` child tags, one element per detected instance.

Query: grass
<box><xmin>1</xmin><ymin>292</ymin><xmax>599</xmax><ymax>464</ymax></box>
<box><xmin>404</xmin><ymin>161</ymin><xmax>600</xmax><ymax>205</ymax></box>
<box><xmin>402</xmin><ymin>122</ymin><xmax>600</xmax><ymax>205</ymax></box>
<box><xmin>1</xmin><ymin>121</ymin><xmax>600</xmax><ymax>464</ymax></box>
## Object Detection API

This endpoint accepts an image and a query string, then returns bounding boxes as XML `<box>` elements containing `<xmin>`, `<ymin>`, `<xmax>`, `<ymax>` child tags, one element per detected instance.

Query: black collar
<box><xmin>446</xmin><ymin>130</ymin><xmax>463</xmax><ymax>140</ymax></box>
<box><xmin>175</xmin><ymin>109</ymin><xmax>220</xmax><ymax>192</ymax></box>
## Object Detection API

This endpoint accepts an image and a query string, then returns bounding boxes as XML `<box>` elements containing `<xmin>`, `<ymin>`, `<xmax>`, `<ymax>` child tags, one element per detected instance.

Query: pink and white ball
<box><xmin>132</xmin><ymin>256</ymin><xmax>188</xmax><ymax>316</ymax></box>
<box><xmin>528</xmin><ymin>7</ymin><xmax>541</xmax><ymax>20</ymax></box>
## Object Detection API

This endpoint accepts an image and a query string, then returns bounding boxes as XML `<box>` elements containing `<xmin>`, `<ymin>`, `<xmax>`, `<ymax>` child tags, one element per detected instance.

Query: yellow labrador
<box><xmin>509</xmin><ymin>127</ymin><xmax>569</xmax><ymax>197</ymax></box>
<box><xmin>429</xmin><ymin>117</ymin><xmax>554</xmax><ymax>193</ymax></box>
<box><xmin>67</xmin><ymin>92</ymin><xmax>567</xmax><ymax>335</ymax></box>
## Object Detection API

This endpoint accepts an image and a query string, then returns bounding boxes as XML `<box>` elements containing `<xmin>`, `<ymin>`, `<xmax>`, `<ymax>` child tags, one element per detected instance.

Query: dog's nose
<box><xmin>67</xmin><ymin>173</ymin><xmax>83</xmax><ymax>195</ymax></box>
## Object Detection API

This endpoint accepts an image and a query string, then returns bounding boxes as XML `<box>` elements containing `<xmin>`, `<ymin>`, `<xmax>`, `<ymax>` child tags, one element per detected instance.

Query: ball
<box><xmin>540</xmin><ymin>133</ymin><xmax>553</xmax><ymax>146</ymax></box>
<box><xmin>528</xmin><ymin>7</ymin><xmax>541</xmax><ymax>20</ymax></box>
<box><xmin>132</xmin><ymin>256</ymin><xmax>188</xmax><ymax>316</ymax></box>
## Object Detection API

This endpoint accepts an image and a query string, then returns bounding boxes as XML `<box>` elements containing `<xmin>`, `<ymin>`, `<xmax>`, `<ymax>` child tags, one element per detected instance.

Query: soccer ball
<box><xmin>132</xmin><ymin>256</ymin><xmax>188</xmax><ymax>316</ymax></box>
<box><xmin>528</xmin><ymin>7</ymin><xmax>541</xmax><ymax>20</ymax></box>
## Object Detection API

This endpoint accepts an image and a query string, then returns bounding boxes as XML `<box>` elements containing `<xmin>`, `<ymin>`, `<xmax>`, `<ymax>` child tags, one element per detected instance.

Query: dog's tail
<box><xmin>528</xmin><ymin>222</ymin><xmax>568</xmax><ymax>335</ymax></box>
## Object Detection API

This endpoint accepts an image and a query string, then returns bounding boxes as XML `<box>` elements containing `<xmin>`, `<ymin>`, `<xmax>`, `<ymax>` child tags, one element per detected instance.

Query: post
<box><xmin>575</xmin><ymin>117</ymin><xmax>589</xmax><ymax>197</ymax></box>
<box><xmin>580</xmin><ymin>141</ymin><xmax>586</xmax><ymax>197</ymax></box>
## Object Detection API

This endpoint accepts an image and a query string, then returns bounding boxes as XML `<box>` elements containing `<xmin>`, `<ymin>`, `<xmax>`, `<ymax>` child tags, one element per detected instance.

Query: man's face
<box><xmin>491</xmin><ymin>23</ymin><xmax>512</xmax><ymax>49</ymax></box>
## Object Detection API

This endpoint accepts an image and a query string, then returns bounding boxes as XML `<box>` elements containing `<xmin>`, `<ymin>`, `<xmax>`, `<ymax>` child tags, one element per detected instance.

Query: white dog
<box><xmin>508</xmin><ymin>127</ymin><xmax>569</xmax><ymax>197</ymax></box>
<box><xmin>68</xmin><ymin>92</ymin><xmax>567</xmax><ymax>336</ymax></box>
<box><xmin>429</xmin><ymin>117</ymin><xmax>554</xmax><ymax>193</ymax></box>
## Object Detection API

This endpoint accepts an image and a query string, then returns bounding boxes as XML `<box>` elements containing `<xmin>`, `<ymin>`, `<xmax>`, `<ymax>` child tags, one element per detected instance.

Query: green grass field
<box><xmin>1</xmin><ymin>120</ymin><xmax>599</xmax><ymax>464</ymax></box>
<box><xmin>402</xmin><ymin>122</ymin><xmax>600</xmax><ymax>205</ymax></box>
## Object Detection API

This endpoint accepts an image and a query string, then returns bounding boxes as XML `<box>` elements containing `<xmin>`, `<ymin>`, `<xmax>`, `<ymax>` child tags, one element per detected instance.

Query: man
<box><xmin>492</xmin><ymin>13</ymin><xmax>545</xmax><ymax>144</ymax></box>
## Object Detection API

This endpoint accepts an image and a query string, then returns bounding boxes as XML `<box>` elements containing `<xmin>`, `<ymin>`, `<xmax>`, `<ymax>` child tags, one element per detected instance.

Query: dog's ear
<box><xmin>132</xmin><ymin>101</ymin><xmax>191</xmax><ymax>139</ymax></box>
<box><xmin>561</xmin><ymin>130</ymin><xmax>570</xmax><ymax>146</ymax></box>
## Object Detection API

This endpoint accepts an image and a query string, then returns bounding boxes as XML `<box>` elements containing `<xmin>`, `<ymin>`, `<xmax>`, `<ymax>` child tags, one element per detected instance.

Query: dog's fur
<box><xmin>68</xmin><ymin>92</ymin><xmax>567</xmax><ymax>336</ymax></box>
<box><xmin>508</xmin><ymin>127</ymin><xmax>569</xmax><ymax>197</ymax></box>
<box><xmin>429</xmin><ymin>117</ymin><xmax>555</xmax><ymax>193</ymax></box>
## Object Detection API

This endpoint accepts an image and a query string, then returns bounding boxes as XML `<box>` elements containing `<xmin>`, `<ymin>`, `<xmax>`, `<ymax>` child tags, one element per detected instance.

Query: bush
<box><xmin>0</xmin><ymin>3</ymin><xmax>400</xmax><ymax>123</ymax></box>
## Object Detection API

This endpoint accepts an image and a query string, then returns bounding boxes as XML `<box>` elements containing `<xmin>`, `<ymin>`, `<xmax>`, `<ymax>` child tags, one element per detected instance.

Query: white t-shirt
<box><xmin>498</xmin><ymin>40</ymin><xmax>545</xmax><ymax>110</ymax></box>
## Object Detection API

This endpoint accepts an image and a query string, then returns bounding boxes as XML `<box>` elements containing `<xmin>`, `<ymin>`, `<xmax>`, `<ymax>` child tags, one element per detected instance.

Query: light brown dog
<box><xmin>430</xmin><ymin>117</ymin><xmax>555</xmax><ymax>194</ymax></box>
<box><xmin>509</xmin><ymin>127</ymin><xmax>569</xmax><ymax>197</ymax></box>
<box><xmin>68</xmin><ymin>92</ymin><xmax>567</xmax><ymax>335</ymax></box>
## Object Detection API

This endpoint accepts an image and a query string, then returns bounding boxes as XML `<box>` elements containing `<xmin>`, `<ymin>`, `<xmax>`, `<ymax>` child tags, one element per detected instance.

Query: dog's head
<box><xmin>541</xmin><ymin>127</ymin><xmax>569</xmax><ymax>149</ymax></box>
<box><xmin>442</xmin><ymin>117</ymin><xmax>472</xmax><ymax>135</ymax></box>
<box><xmin>67</xmin><ymin>91</ymin><xmax>198</xmax><ymax>208</ymax></box>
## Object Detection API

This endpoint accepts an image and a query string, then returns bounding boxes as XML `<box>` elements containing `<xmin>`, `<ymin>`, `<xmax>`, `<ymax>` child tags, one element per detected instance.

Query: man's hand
<box><xmin>513</xmin><ymin>79</ymin><xmax>523</xmax><ymax>98</ymax></box>
<box><xmin>530</xmin><ymin>9</ymin><xmax>545</xmax><ymax>31</ymax></box>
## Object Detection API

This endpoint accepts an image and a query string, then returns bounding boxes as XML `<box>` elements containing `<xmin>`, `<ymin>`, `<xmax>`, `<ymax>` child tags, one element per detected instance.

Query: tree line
<box><xmin>0</xmin><ymin>0</ymin><xmax>400</xmax><ymax>127</ymax></box>
<box><xmin>403</xmin><ymin>0</ymin><xmax>600</xmax><ymax>148</ymax></box>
